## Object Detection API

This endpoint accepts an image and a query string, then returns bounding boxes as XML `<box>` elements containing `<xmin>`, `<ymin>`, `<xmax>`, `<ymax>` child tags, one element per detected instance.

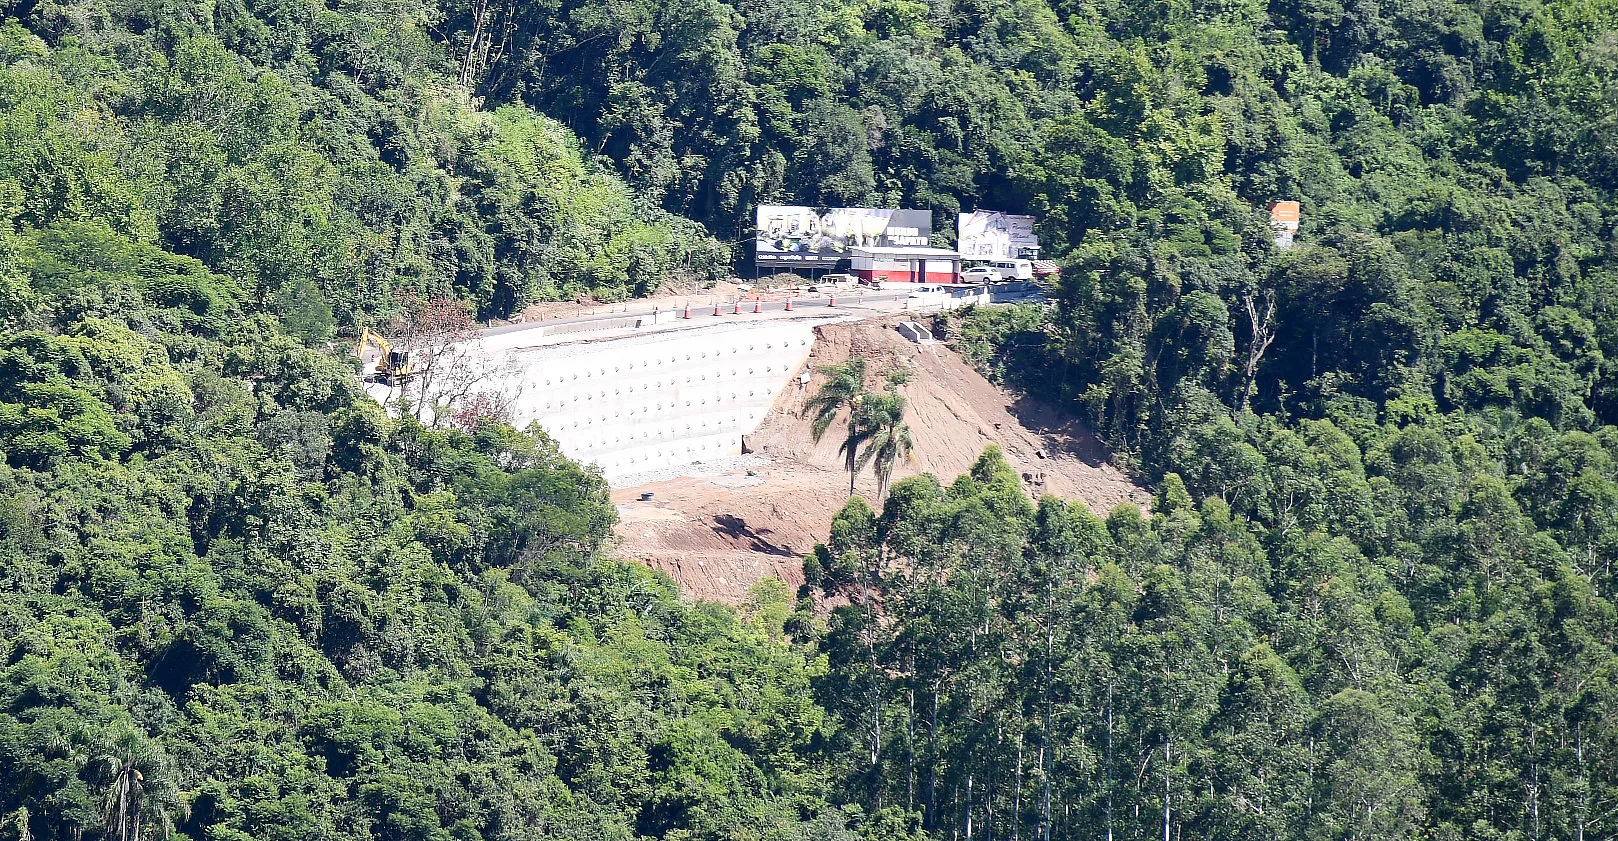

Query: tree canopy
<box><xmin>6</xmin><ymin>0</ymin><xmax>1618</xmax><ymax>835</ymax></box>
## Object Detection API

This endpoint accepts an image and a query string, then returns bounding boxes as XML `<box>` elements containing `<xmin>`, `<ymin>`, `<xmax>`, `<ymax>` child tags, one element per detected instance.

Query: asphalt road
<box><xmin>482</xmin><ymin>289</ymin><xmax>915</xmax><ymax>338</ymax></box>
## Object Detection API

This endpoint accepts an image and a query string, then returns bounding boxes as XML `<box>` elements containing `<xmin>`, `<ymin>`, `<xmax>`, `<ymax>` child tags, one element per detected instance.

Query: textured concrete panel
<box><xmin>473</xmin><ymin>321</ymin><xmax>817</xmax><ymax>484</ymax></box>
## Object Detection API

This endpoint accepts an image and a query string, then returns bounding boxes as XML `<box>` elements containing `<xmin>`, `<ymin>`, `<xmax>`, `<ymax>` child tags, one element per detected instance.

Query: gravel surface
<box><xmin>611</xmin><ymin>454</ymin><xmax>772</xmax><ymax>488</ymax></box>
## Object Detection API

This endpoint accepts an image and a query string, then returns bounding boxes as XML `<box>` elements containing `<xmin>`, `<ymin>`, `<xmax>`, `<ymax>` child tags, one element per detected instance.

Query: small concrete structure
<box><xmin>897</xmin><ymin>321</ymin><xmax>935</xmax><ymax>343</ymax></box>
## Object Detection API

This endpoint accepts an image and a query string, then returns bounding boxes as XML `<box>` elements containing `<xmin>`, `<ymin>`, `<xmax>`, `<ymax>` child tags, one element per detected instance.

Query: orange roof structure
<box><xmin>1268</xmin><ymin>200</ymin><xmax>1301</xmax><ymax>226</ymax></box>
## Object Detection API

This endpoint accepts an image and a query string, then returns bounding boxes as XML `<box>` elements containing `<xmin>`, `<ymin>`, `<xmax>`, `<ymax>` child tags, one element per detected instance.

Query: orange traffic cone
<box><xmin>754</xmin><ymin>299</ymin><xmax>763</xmax><ymax>313</ymax></box>
<box><xmin>785</xmin><ymin>296</ymin><xmax>794</xmax><ymax>311</ymax></box>
<box><xmin>683</xmin><ymin>303</ymin><xmax>692</xmax><ymax>319</ymax></box>
<box><xmin>828</xmin><ymin>295</ymin><xmax>837</xmax><ymax>307</ymax></box>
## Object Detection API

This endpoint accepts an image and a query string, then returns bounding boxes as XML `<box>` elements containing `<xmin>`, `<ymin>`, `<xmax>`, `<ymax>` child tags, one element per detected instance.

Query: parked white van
<box><xmin>990</xmin><ymin>259</ymin><xmax>1035</xmax><ymax>280</ymax></box>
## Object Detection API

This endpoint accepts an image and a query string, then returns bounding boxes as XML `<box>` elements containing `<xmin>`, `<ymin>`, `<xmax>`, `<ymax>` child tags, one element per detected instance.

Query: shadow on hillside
<box><xmin>710</xmin><ymin>514</ymin><xmax>799</xmax><ymax>557</ymax></box>
<box><xmin>1006</xmin><ymin>395</ymin><xmax>1117</xmax><ymax>468</ymax></box>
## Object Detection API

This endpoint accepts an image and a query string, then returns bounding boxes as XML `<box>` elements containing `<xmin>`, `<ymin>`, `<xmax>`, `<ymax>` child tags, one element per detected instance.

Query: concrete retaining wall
<box><xmin>897</xmin><ymin>321</ymin><xmax>933</xmax><ymax>343</ymax></box>
<box><xmin>537</xmin><ymin>315</ymin><xmax>640</xmax><ymax>337</ymax></box>
<box><xmin>476</xmin><ymin>321</ymin><xmax>816</xmax><ymax>484</ymax></box>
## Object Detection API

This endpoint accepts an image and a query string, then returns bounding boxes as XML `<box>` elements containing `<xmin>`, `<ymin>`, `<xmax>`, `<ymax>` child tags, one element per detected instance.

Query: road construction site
<box><xmin>387</xmin><ymin>283</ymin><xmax>1146</xmax><ymax>602</ymax></box>
<box><xmin>604</xmin><ymin>317</ymin><xmax>1148</xmax><ymax>603</ymax></box>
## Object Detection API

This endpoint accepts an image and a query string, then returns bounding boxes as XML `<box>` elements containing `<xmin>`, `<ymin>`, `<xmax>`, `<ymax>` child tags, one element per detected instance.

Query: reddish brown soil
<box><xmin>611</xmin><ymin>318</ymin><xmax>1149</xmax><ymax>603</ymax></box>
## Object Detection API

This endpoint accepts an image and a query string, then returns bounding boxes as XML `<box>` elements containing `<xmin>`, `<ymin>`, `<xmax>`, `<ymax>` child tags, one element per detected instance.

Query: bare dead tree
<box><xmin>394</xmin><ymin>293</ymin><xmax>499</xmax><ymax>425</ymax></box>
<box><xmin>459</xmin><ymin>0</ymin><xmax>490</xmax><ymax>88</ymax></box>
<box><xmin>3</xmin><ymin>808</ymin><xmax>33</xmax><ymax>841</ymax></box>
<box><xmin>459</xmin><ymin>0</ymin><xmax>516</xmax><ymax>89</ymax></box>
<box><xmin>1239</xmin><ymin>289</ymin><xmax>1277</xmax><ymax>412</ymax></box>
<box><xmin>450</xmin><ymin>389</ymin><xmax>519</xmax><ymax>432</ymax></box>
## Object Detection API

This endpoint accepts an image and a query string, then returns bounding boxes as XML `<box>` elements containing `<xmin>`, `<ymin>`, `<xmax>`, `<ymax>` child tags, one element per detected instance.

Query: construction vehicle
<box><xmin>355</xmin><ymin>327</ymin><xmax>417</xmax><ymax>385</ymax></box>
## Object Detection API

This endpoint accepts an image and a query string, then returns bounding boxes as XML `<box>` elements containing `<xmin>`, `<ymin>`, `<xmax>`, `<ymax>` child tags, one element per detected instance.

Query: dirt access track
<box><xmin>610</xmin><ymin>317</ymin><xmax>1150</xmax><ymax>603</ymax></box>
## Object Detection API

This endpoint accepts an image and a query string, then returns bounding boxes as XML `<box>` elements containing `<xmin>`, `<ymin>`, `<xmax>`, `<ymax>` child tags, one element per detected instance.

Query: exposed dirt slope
<box><xmin>749</xmin><ymin>320</ymin><xmax>1146</xmax><ymax>510</ymax></box>
<box><xmin>612</xmin><ymin>317</ymin><xmax>1149</xmax><ymax>603</ymax></box>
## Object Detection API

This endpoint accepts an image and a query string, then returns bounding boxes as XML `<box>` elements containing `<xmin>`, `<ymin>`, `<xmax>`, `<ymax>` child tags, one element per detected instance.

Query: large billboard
<box><xmin>755</xmin><ymin>206</ymin><xmax>933</xmax><ymax>269</ymax></box>
<box><xmin>957</xmin><ymin>211</ymin><xmax>1039</xmax><ymax>260</ymax></box>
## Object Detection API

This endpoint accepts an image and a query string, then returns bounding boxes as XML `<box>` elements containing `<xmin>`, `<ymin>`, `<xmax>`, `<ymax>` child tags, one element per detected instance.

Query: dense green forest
<box><xmin>6</xmin><ymin>0</ymin><xmax>1618</xmax><ymax>835</ymax></box>
<box><xmin>0</xmin><ymin>236</ymin><xmax>851</xmax><ymax>839</ymax></box>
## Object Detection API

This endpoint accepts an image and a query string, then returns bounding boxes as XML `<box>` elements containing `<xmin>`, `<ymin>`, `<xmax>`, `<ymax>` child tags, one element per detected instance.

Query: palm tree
<box><xmin>855</xmin><ymin>391</ymin><xmax>915</xmax><ymax>503</ymax></box>
<box><xmin>837</xmin><ymin>416</ymin><xmax>875</xmax><ymax>497</ymax></box>
<box><xmin>92</xmin><ymin>730</ymin><xmax>187</xmax><ymax>841</ymax></box>
<box><xmin>805</xmin><ymin>357</ymin><xmax>870</xmax><ymax>496</ymax></box>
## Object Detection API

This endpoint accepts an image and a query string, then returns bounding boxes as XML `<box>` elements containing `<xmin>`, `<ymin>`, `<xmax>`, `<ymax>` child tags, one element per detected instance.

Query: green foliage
<box><xmin>810</xmin><ymin>428</ymin><xmax>1618</xmax><ymax>841</ymax></box>
<box><xmin>0</xmin><ymin>218</ymin><xmax>829</xmax><ymax>841</ymax></box>
<box><xmin>0</xmin><ymin>23</ymin><xmax>723</xmax><ymax>329</ymax></box>
<box><xmin>8</xmin><ymin>0</ymin><xmax>1618</xmax><ymax>838</ymax></box>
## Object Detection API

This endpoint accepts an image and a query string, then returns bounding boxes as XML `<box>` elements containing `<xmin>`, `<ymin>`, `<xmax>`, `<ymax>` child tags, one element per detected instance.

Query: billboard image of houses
<box><xmin>957</xmin><ymin>211</ymin><xmax>1039</xmax><ymax>260</ymax></box>
<box><xmin>755</xmin><ymin>206</ymin><xmax>932</xmax><ymax>269</ymax></box>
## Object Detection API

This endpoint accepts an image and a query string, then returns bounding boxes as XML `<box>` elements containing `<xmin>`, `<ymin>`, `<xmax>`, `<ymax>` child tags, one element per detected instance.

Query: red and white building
<box><xmin>847</xmin><ymin>246</ymin><xmax>962</xmax><ymax>284</ymax></box>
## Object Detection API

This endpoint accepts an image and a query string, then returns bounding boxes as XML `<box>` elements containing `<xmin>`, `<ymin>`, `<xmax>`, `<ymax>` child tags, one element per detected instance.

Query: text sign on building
<box><xmin>755</xmin><ymin>206</ymin><xmax>933</xmax><ymax>268</ymax></box>
<box><xmin>957</xmin><ymin>211</ymin><xmax>1039</xmax><ymax>260</ymax></box>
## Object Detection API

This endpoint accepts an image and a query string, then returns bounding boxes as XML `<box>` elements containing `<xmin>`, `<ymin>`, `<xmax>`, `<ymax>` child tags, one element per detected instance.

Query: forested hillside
<box><xmin>0</xmin><ymin>19</ymin><xmax>725</xmax><ymax>327</ymax></box>
<box><xmin>5</xmin><ymin>0</ymin><xmax>1618</xmax><ymax>836</ymax></box>
<box><xmin>0</xmin><ymin>234</ymin><xmax>854</xmax><ymax>839</ymax></box>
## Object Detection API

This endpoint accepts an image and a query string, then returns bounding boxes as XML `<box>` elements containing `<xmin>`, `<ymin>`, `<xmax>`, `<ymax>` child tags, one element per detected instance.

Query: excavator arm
<box><xmin>355</xmin><ymin>327</ymin><xmax>416</xmax><ymax>384</ymax></box>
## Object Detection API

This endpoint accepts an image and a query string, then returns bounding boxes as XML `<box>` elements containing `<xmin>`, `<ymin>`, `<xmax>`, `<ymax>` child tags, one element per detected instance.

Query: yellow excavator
<box><xmin>355</xmin><ymin>327</ymin><xmax>417</xmax><ymax>385</ymax></box>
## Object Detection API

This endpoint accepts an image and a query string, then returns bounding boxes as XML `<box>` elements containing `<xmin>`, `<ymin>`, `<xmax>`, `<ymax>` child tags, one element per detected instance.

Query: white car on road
<box><xmin>961</xmin><ymin>266</ymin><xmax>1002</xmax><ymax>283</ymax></box>
<box><xmin>990</xmin><ymin>259</ymin><xmax>1035</xmax><ymax>280</ymax></box>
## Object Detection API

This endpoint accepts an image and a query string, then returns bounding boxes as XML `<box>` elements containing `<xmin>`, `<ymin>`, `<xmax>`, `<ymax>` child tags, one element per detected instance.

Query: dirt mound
<box><xmin>749</xmin><ymin>319</ymin><xmax>1146</xmax><ymax>511</ymax></box>
<box><xmin>612</xmin><ymin>317</ymin><xmax>1149</xmax><ymax>603</ymax></box>
<box><xmin>612</xmin><ymin>471</ymin><xmax>848</xmax><ymax>598</ymax></box>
